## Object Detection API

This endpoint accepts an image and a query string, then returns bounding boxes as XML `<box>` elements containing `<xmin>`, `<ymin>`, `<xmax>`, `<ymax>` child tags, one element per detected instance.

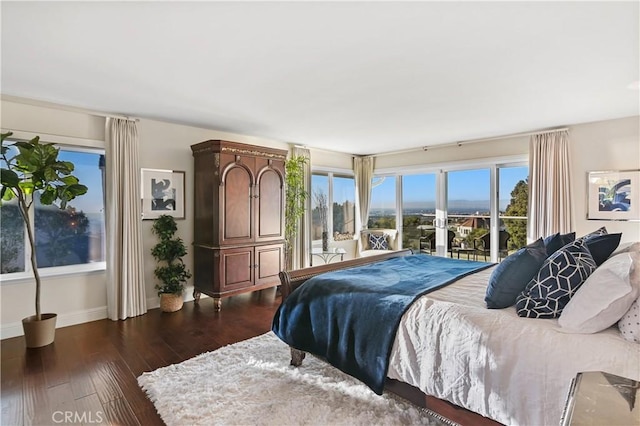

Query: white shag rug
<box><xmin>138</xmin><ymin>332</ymin><xmax>457</xmax><ymax>426</ymax></box>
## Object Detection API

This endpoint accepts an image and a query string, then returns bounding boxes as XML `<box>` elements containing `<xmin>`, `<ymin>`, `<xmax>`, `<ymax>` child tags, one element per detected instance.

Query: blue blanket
<box><xmin>272</xmin><ymin>254</ymin><xmax>493</xmax><ymax>394</ymax></box>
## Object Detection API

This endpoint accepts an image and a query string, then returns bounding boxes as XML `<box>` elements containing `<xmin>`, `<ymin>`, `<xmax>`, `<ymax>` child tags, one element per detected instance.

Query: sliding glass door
<box><xmin>401</xmin><ymin>174</ymin><xmax>436</xmax><ymax>253</ymax></box>
<box><xmin>447</xmin><ymin>169</ymin><xmax>491</xmax><ymax>260</ymax></box>
<box><xmin>384</xmin><ymin>161</ymin><xmax>528</xmax><ymax>261</ymax></box>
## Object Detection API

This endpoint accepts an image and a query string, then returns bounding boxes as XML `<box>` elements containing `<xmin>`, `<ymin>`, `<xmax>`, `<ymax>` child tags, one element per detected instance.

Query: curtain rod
<box><xmin>1</xmin><ymin>94</ymin><xmax>139</xmax><ymax>122</ymax></box>
<box><xmin>373</xmin><ymin>126</ymin><xmax>569</xmax><ymax>157</ymax></box>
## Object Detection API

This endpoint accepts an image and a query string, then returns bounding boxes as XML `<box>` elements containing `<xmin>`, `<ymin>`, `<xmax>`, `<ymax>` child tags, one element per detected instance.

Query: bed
<box><xmin>273</xmin><ymin>248</ymin><xmax>640</xmax><ymax>426</ymax></box>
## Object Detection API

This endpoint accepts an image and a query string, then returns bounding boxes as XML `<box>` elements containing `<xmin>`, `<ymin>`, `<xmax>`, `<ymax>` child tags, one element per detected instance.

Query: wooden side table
<box><xmin>561</xmin><ymin>371</ymin><xmax>640</xmax><ymax>425</ymax></box>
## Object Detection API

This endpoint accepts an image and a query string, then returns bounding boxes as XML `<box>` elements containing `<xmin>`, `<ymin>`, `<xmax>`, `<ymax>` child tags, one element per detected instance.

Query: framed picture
<box><xmin>141</xmin><ymin>168</ymin><xmax>185</xmax><ymax>220</ymax></box>
<box><xmin>587</xmin><ymin>170</ymin><xmax>639</xmax><ymax>221</ymax></box>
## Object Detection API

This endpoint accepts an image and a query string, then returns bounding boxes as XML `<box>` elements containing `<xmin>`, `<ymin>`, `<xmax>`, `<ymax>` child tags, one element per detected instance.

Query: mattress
<box><xmin>387</xmin><ymin>266</ymin><xmax>640</xmax><ymax>426</ymax></box>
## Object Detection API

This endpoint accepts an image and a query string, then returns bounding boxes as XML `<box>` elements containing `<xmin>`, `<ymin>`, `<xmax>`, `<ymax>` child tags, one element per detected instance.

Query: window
<box><xmin>402</xmin><ymin>174</ymin><xmax>436</xmax><ymax>251</ymax></box>
<box><xmin>368</xmin><ymin>176</ymin><xmax>397</xmax><ymax>229</ymax></box>
<box><xmin>370</xmin><ymin>158</ymin><xmax>528</xmax><ymax>262</ymax></box>
<box><xmin>311</xmin><ymin>174</ymin><xmax>329</xmax><ymax>241</ymax></box>
<box><xmin>311</xmin><ymin>172</ymin><xmax>356</xmax><ymax>243</ymax></box>
<box><xmin>332</xmin><ymin>176</ymin><xmax>356</xmax><ymax>240</ymax></box>
<box><xmin>1</xmin><ymin>142</ymin><xmax>106</xmax><ymax>277</ymax></box>
<box><xmin>499</xmin><ymin>166</ymin><xmax>529</xmax><ymax>251</ymax></box>
<box><xmin>448</xmin><ymin>168</ymin><xmax>491</xmax><ymax>259</ymax></box>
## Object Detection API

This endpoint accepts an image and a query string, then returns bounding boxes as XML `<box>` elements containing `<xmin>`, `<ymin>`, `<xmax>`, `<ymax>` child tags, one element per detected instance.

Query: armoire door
<box><xmin>254</xmin><ymin>244</ymin><xmax>283</xmax><ymax>287</ymax></box>
<box><xmin>219</xmin><ymin>154</ymin><xmax>255</xmax><ymax>245</ymax></box>
<box><xmin>255</xmin><ymin>158</ymin><xmax>285</xmax><ymax>243</ymax></box>
<box><xmin>218</xmin><ymin>246</ymin><xmax>254</xmax><ymax>291</ymax></box>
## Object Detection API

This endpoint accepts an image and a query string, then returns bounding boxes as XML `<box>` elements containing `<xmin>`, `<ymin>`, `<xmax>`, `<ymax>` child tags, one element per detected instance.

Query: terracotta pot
<box><xmin>160</xmin><ymin>293</ymin><xmax>184</xmax><ymax>312</ymax></box>
<box><xmin>22</xmin><ymin>313</ymin><xmax>57</xmax><ymax>348</ymax></box>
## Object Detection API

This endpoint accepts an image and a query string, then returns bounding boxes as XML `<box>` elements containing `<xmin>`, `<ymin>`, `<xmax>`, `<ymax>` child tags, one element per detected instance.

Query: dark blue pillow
<box><xmin>543</xmin><ymin>232</ymin><xmax>576</xmax><ymax>256</ymax></box>
<box><xmin>579</xmin><ymin>226</ymin><xmax>608</xmax><ymax>240</ymax></box>
<box><xmin>585</xmin><ymin>233</ymin><xmax>621</xmax><ymax>266</ymax></box>
<box><xmin>516</xmin><ymin>239</ymin><xmax>597</xmax><ymax>318</ymax></box>
<box><xmin>485</xmin><ymin>238</ymin><xmax>547</xmax><ymax>309</ymax></box>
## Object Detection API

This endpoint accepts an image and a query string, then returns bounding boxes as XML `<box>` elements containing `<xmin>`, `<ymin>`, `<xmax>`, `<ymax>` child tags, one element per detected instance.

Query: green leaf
<box><xmin>1</xmin><ymin>132</ymin><xmax>13</xmax><ymax>143</ymax></box>
<box><xmin>56</xmin><ymin>161</ymin><xmax>74</xmax><ymax>173</ymax></box>
<box><xmin>0</xmin><ymin>168</ymin><xmax>20</xmax><ymax>187</ymax></box>
<box><xmin>2</xmin><ymin>188</ymin><xmax>15</xmax><ymax>201</ymax></box>
<box><xmin>60</xmin><ymin>175</ymin><xmax>79</xmax><ymax>185</ymax></box>
<box><xmin>40</xmin><ymin>186</ymin><xmax>56</xmax><ymax>205</ymax></box>
<box><xmin>66</xmin><ymin>184</ymin><xmax>88</xmax><ymax>197</ymax></box>
<box><xmin>18</xmin><ymin>181</ymin><xmax>34</xmax><ymax>195</ymax></box>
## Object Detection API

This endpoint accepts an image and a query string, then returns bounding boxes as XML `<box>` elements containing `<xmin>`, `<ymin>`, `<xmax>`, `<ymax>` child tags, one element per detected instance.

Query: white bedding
<box><xmin>387</xmin><ymin>266</ymin><xmax>640</xmax><ymax>426</ymax></box>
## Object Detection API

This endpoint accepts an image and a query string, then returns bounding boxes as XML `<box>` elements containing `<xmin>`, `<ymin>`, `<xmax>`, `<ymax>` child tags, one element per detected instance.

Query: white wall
<box><xmin>1</xmin><ymin>96</ymin><xmax>638</xmax><ymax>339</ymax></box>
<box><xmin>569</xmin><ymin>116</ymin><xmax>640</xmax><ymax>242</ymax></box>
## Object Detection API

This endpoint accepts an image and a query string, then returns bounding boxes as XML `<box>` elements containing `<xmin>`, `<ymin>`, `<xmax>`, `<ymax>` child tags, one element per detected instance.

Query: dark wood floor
<box><xmin>1</xmin><ymin>288</ymin><xmax>281</xmax><ymax>426</ymax></box>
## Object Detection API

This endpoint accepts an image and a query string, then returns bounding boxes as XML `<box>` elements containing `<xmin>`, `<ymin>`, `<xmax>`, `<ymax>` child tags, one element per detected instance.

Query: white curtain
<box><xmin>105</xmin><ymin>118</ymin><xmax>147</xmax><ymax>320</ymax></box>
<box><xmin>528</xmin><ymin>130</ymin><xmax>574</xmax><ymax>240</ymax></box>
<box><xmin>292</xmin><ymin>146</ymin><xmax>311</xmax><ymax>270</ymax></box>
<box><xmin>354</xmin><ymin>156</ymin><xmax>374</xmax><ymax>252</ymax></box>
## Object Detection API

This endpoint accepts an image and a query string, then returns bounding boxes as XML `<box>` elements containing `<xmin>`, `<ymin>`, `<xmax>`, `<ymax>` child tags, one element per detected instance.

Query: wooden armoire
<box><xmin>190</xmin><ymin>140</ymin><xmax>287</xmax><ymax>310</ymax></box>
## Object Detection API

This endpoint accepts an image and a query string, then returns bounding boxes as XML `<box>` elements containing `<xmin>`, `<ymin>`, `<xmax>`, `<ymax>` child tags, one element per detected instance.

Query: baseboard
<box><xmin>2</xmin><ymin>292</ymin><xmax>209</xmax><ymax>340</ymax></box>
<box><xmin>1</xmin><ymin>306</ymin><xmax>108</xmax><ymax>340</ymax></box>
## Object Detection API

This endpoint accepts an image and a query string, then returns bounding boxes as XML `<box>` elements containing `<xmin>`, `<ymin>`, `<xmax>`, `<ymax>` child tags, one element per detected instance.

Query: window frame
<box><xmin>0</xmin><ymin>132</ymin><xmax>106</xmax><ymax>283</ymax></box>
<box><xmin>373</xmin><ymin>155</ymin><xmax>528</xmax><ymax>261</ymax></box>
<box><xmin>310</xmin><ymin>167</ymin><xmax>356</xmax><ymax>245</ymax></box>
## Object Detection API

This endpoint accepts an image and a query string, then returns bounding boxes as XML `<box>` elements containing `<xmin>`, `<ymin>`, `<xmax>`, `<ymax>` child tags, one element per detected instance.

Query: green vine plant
<box><xmin>151</xmin><ymin>215</ymin><xmax>192</xmax><ymax>295</ymax></box>
<box><xmin>284</xmin><ymin>155</ymin><xmax>309</xmax><ymax>271</ymax></box>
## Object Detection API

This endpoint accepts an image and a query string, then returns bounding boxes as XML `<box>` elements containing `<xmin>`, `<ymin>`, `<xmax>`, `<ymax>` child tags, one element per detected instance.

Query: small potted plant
<box><xmin>151</xmin><ymin>214</ymin><xmax>192</xmax><ymax>312</ymax></box>
<box><xmin>1</xmin><ymin>132</ymin><xmax>88</xmax><ymax>347</ymax></box>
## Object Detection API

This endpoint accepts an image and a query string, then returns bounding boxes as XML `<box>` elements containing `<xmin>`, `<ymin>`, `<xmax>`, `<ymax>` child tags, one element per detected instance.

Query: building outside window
<box><xmin>1</xmin><ymin>143</ymin><xmax>106</xmax><ymax>276</ymax></box>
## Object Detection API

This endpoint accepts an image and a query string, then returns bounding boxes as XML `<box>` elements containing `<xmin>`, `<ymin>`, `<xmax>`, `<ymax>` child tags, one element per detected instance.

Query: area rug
<box><xmin>138</xmin><ymin>332</ymin><xmax>457</xmax><ymax>426</ymax></box>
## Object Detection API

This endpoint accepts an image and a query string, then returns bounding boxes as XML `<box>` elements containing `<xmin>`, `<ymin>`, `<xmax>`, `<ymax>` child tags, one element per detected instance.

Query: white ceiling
<box><xmin>1</xmin><ymin>2</ymin><xmax>638</xmax><ymax>155</ymax></box>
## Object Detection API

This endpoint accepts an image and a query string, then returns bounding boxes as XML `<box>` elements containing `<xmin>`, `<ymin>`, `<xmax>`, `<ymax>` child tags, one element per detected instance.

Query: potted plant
<box><xmin>284</xmin><ymin>155</ymin><xmax>309</xmax><ymax>271</ymax></box>
<box><xmin>151</xmin><ymin>214</ymin><xmax>191</xmax><ymax>312</ymax></box>
<box><xmin>0</xmin><ymin>132</ymin><xmax>88</xmax><ymax>348</ymax></box>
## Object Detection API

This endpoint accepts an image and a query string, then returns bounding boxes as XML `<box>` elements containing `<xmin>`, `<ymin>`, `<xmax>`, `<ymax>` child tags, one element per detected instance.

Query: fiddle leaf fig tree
<box><xmin>284</xmin><ymin>155</ymin><xmax>309</xmax><ymax>270</ymax></box>
<box><xmin>0</xmin><ymin>132</ymin><xmax>88</xmax><ymax>321</ymax></box>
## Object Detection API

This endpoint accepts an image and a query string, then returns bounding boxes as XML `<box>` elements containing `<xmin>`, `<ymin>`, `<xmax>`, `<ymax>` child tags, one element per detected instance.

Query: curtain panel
<box><xmin>528</xmin><ymin>130</ymin><xmax>574</xmax><ymax>240</ymax></box>
<box><xmin>354</xmin><ymin>156</ymin><xmax>374</xmax><ymax>252</ymax></box>
<box><xmin>105</xmin><ymin>118</ymin><xmax>147</xmax><ymax>320</ymax></box>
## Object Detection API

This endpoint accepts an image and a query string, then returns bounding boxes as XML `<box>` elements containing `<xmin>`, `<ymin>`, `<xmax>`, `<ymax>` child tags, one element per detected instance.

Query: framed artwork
<box><xmin>141</xmin><ymin>168</ymin><xmax>185</xmax><ymax>220</ymax></box>
<box><xmin>587</xmin><ymin>170</ymin><xmax>639</xmax><ymax>221</ymax></box>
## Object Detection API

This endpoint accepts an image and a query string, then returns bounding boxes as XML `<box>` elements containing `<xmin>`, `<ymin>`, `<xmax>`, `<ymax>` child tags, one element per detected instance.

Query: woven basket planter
<box><xmin>160</xmin><ymin>293</ymin><xmax>184</xmax><ymax>313</ymax></box>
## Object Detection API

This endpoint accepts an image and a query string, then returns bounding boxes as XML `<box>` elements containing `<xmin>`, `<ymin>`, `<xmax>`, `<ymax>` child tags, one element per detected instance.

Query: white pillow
<box><xmin>558</xmin><ymin>253</ymin><xmax>636</xmax><ymax>333</ymax></box>
<box><xmin>618</xmin><ymin>296</ymin><xmax>640</xmax><ymax>343</ymax></box>
<box><xmin>611</xmin><ymin>241</ymin><xmax>640</xmax><ymax>257</ymax></box>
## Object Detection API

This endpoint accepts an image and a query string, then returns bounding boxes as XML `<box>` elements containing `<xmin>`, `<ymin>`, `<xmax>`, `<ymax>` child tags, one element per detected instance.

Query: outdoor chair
<box><xmin>419</xmin><ymin>230</ymin><xmax>455</xmax><ymax>256</ymax></box>
<box><xmin>474</xmin><ymin>230</ymin><xmax>511</xmax><ymax>261</ymax></box>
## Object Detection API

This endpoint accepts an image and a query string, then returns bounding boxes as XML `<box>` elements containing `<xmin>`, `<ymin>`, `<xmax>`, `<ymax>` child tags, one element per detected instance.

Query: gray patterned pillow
<box><xmin>516</xmin><ymin>239</ymin><xmax>597</xmax><ymax>318</ymax></box>
<box><xmin>368</xmin><ymin>233</ymin><xmax>389</xmax><ymax>250</ymax></box>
